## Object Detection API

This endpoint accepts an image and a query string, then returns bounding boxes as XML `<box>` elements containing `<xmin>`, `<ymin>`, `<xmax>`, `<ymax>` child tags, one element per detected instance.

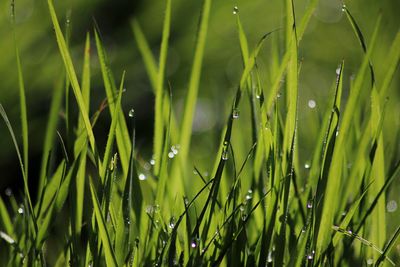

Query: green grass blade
<box><xmin>297</xmin><ymin>0</ymin><xmax>319</xmax><ymax>42</ymax></box>
<box><xmin>178</xmin><ymin>0</ymin><xmax>212</xmax><ymax>164</ymax></box>
<box><xmin>131</xmin><ymin>20</ymin><xmax>158</xmax><ymax>89</ymax></box>
<box><xmin>89</xmin><ymin>179</ymin><xmax>118</xmax><ymax>267</ymax></box>
<box><xmin>131</xmin><ymin>20</ymin><xmax>179</xmax><ymax>146</ymax></box>
<box><xmin>72</xmin><ymin>33</ymin><xmax>91</xmax><ymax>239</ymax></box>
<box><xmin>379</xmin><ymin>30</ymin><xmax>400</xmax><ymax>100</ymax></box>
<box><xmin>376</xmin><ymin>225</ymin><xmax>400</xmax><ymax>266</ymax></box>
<box><xmin>153</xmin><ymin>0</ymin><xmax>172</xmax><ymax>176</ymax></box>
<box><xmin>316</xmin><ymin>14</ymin><xmax>381</xmax><ymax>256</ymax></box>
<box><xmin>0</xmin><ymin>104</ymin><xmax>36</xmax><ymax>234</ymax></box>
<box><xmin>94</xmin><ymin>30</ymin><xmax>131</xmax><ymax>176</ymax></box>
<box><xmin>37</xmin><ymin>75</ymin><xmax>64</xmax><ymax>202</ymax></box>
<box><xmin>0</xmin><ymin>197</ymin><xmax>14</xmax><ymax>238</ymax></box>
<box><xmin>101</xmin><ymin>72</ymin><xmax>125</xmax><ymax>180</ymax></box>
<box><xmin>46</xmin><ymin>0</ymin><xmax>97</xmax><ymax>154</ymax></box>
<box><xmin>11</xmin><ymin>0</ymin><xmax>29</xmax><ymax>179</ymax></box>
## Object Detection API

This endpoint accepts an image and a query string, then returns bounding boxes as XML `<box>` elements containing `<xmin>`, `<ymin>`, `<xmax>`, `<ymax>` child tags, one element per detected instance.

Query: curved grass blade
<box><xmin>343</xmin><ymin>6</ymin><xmax>375</xmax><ymax>86</ymax></box>
<box><xmin>0</xmin><ymin>104</ymin><xmax>37</xmax><ymax>235</ymax></box>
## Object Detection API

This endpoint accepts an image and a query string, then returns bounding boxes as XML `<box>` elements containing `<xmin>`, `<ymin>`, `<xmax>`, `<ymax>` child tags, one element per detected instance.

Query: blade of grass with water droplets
<box><xmin>316</xmin><ymin>14</ymin><xmax>381</xmax><ymax>256</ymax></box>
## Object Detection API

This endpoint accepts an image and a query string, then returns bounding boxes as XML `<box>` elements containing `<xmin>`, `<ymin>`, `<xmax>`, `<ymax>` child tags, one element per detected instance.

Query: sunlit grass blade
<box><xmin>379</xmin><ymin>30</ymin><xmax>400</xmax><ymax>100</ymax></box>
<box><xmin>343</xmin><ymin>6</ymin><xmax>375</xmax><ymax>85</ymax></box>
<box><xmin>131</xmin><ymin>20</ymin><xmax>179</xmax><ymax>145</ymax></box>
<box><xmin>101</xmin><ymin>72</ymin><xmax>125</xmax><ymax>180</ymax></box>
<box><xmin>178</xmin><ymin>0</ymin><xmax>212</xmax><ymax>167</ymax></box>
<box><xmin>375</xmin><ymin>225</ymin><xmax>400</xmax><ymax>266</ymax></box>
<box><xmin>153</xmin><ymin>0</ymin><xmax>172</xmax><ymax>176</ymax></box>
<box><xmin>332</xmin><ymin>226</ymin><xmax>395</xmax><ymax>266</ymax></box>
<box><xmin>46</xmin><ymin>0</ymin><xmax>97</xmax><ymax>155</ymax></box>
<box><xmin>94</xmin><ymin>30</ymin><xmax>131</xmax><ymax>176</ymax></box>
<box><xmin>72</xmin><ymin>33</ymin><xmax>91</xmax><ymax>242</ymax></box>
<box><xmin>89</xmin><ymin>179</ymin><xmax>118</xmax><ymax>267</ymax></box>
<box><xmin>131</xmin><ymin>20</ymin><xmax>158</xmax><ymax>88</ymax></box>
<box><xmin>316</xmin><ymin>14</ymin><xmax>381</xmax><ymax>256</ymax></box>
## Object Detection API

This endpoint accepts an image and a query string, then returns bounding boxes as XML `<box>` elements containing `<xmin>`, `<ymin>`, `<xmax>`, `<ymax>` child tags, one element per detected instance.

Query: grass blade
<box><xmin>153</xmin><ymin>0</ymin><xmax>172</xmax><ymax>176</ymax></box>
<box><xmin>89</xmin><ymin>179</ymin><xmax>118</xmax><ymax>267</ymax></box>
<box><xmin>47</xmin><ymin>0</ymin><xmax>97</xmax><ymax>155</ymax></box>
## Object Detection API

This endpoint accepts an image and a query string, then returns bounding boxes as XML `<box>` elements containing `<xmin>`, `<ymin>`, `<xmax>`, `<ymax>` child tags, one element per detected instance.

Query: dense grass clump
<box><xmin>0</xmin><ymin>0</ymin><xmax>400</xmax><ymax>266</ymax></box>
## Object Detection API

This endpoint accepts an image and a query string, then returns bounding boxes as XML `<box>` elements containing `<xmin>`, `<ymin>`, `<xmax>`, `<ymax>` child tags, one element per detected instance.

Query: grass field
<box><xmin>0</xmin><ymin>0</ymin><xmax>400</xmax><ymax>266</ymax></box>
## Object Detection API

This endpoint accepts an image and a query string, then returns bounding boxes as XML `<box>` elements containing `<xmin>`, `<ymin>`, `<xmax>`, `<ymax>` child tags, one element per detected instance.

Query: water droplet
<box><xmin>18</xmin><ymin>206</ymin><xmax>24</xmax><ymax>214</ymax></box>
<box><xmin>241</xmin><ymin>214</ymin><xmax>247</xmax><ymax>221</ymax></box>
<box><xmin>301</xmin><ymin>226</ymin><xmax>307</xmax><ymax>233</ymax></box>
<box><xmin>168</xmin><ymin>152</ymin><xmax>175</xmax><ymax>159</ymax></box>
<box><xmin>128</xmin><ymin>109</ymin><xmax>135</xmax><ymax>117</ymax></box>
<box><xmin>307</xmin><ymin>201</ymin><xmax>313</xmax><ymax>209</ymax></box>
<box><xmin>304</xmin><ymin>162</ymin><xmax>311</xmax><ymax>169</ymax></box>
<box><xmin>308</xmin><ymin>100</ymin><xmax>316</xmax><ymax>109</ymax></box>
<box><xmin>341</xmin><ymin>4</ymin><xmax>347</xmax><ymax>12</ymax></box>
<box><xmin>171</xmin><ymin>145</ymin><xmax>179</xmax><ymax>155</ymax></box>
<box><xmin>233</xmin><ymin>6</ymin><xmax>239</xmax><ymax>15</ymax></box>
<box><xmin>193</xmin><ymin>169</ymin><xmax>198</xmax><ymax>175</ymax></box>
<box><xmin>256</xmin><ymin>94</ymin><xmax>261</xmax><ymax>99</ymax></box>
<box><xmin>184</xmin><ymin>197</ymin><xmax>189</xmax><ymax>206</ymax></box>
<box><xmin>336</xmin><ymin>67</ymin><xmax>341</xmax><ymax>75</ymax></box>
<box><xmin>5</xmin><ymin>188</ymin><xmax>12</xmax><ymax>196</ymax></box>
<box><xmin>221</xmin><ymin>150</ymin><xmax>229</xmax><ymax>161</ymax></box>
<box><xmin>387</xmin><ymin>200</ymin><xmax>398</xmax><ymax>213</ymax></box>
<box><xmin>276</xmin><ymin>93</ymin><xmax>281</xmax><ymax>98</ymax></box>
<box><xmin>267</xmin><ymin>251</ymin><xmax>273</xmax><ymax>262</ymax></box>
<box><xmin>246</xmin><ymin>189</ymin><xmax>253</xmax><ymax>200</ymax></box>
<box><xmin>191</xmin><ymin>241</ymin><xmax>198</xmax><ymax>248</ymax></box>
<box><xmin>138</xmin><ymin>173</ymin><xmax>146</xmax><ymax>181</ymax></box>
<box><xmin>66</xmin><ymin>19</ymin><xmax>70</xmax><ymax>24</ymax></box>
<box><xmin>232</xmin><ymin>109</ymin><xmax>240</xmax><ymax>119</ymax></box>
<box><xmin>347</xmin><ymin>229</ymin><xmax>353</xmax><ymax>235</ymax></box>
<box><xmin>169</xmin><ymin>217</ymin><xmax>176</xmax><ymax>229</ymax></box>
<box><xmin>150</xmin><ymin>157</ymin><xmax>156</xmax><ymax>166</ymax></box>
<box><xmin>367</xmin><ymin>258</ymin><xmax>374</xmax><ymax>265</ymax></box>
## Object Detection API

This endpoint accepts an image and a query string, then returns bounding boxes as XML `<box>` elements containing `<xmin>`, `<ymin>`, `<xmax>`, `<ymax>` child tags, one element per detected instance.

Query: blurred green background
<box><xmin>0</xmin><ymin>0</ymin><xmax>399</xmax><ymax>232</ymax></box>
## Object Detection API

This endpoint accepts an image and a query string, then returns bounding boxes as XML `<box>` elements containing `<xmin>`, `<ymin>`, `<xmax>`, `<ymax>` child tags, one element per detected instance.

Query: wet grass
<box><xmin>0</xmin><ymin>0</ymin><xmax>400</xmax><ymax>266</ymax></box>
